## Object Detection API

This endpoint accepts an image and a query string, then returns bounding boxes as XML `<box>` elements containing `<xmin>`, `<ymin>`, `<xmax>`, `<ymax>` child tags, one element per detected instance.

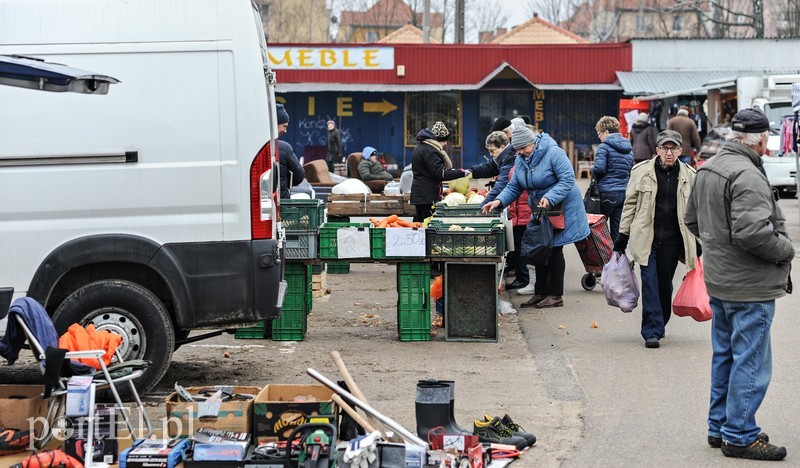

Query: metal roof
<box><xmin>617</xmin><ymin>71</ymin><xmax>743</xmax><ymax>96</ymax></box>
<box><xmin>275</xmin><ymin>81</ymin><xmax>622</xmax><ymax>93</ymax></box>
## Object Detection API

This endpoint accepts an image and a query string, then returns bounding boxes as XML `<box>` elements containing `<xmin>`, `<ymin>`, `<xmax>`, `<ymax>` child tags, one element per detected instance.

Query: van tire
<box><xmin>52</xmin><ymin>280</ymin><xmax>175</xmax><ymax>397</ymax></box>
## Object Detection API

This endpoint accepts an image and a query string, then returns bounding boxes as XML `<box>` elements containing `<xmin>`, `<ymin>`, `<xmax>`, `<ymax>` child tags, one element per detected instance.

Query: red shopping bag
<box><xmin>672</xmin><ymin>258</ymin><xmax>712</xmax><ymax>322</ymax></box>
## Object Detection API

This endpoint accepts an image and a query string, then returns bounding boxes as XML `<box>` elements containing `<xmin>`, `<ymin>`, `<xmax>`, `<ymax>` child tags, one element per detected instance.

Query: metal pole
<box><xmin>422</xmin><ymin>0</ymin><xmax>430</xmax><ymax>43</ymax></box>
<box><xmin>306</xmin><ymin>368</ymin><xmax>427</xmax><ymax>446</ymax></box>
<box><xmin>454</xmin><ymin>0</ymin><xmax>465</xmax><ymax>43</ymax></box>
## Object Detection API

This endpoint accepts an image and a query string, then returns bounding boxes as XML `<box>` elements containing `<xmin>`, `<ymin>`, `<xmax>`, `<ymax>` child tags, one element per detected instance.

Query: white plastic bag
<box><xmin>601</xmin><ymin>252</ymin><xmax>640</xmax><ymax>313</ymax></box>
<box><xmin>331</xmin><ymin>178</ymin><xmax>370</xmax><ymax>195</ymax></box>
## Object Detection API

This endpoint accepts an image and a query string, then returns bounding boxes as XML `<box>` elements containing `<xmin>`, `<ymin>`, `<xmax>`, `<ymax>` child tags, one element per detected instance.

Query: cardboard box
<box><xmin>0</xmin><ymin>385</ymin><xmax>48</xmax><ymax>437</ymax></box>
<box><xmin>253</xmin><ymin>384</ymin><xmax>335</xmax><ymax>443</ymax></box>
<box><xmin>165</xmin><ymin>386</ymin><xmax>259</xmax><ymax>438</ymax></box>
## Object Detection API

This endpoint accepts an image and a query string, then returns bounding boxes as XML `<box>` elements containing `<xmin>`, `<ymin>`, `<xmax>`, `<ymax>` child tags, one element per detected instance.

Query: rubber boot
<box><xmin>437</xmin><ymin>380</ymin><xmax>470</xmax><ymax>434</ymax></box>
<box><xmin>415</xmin><ymin>381</ymin><xmax>457</xmax><ymax>439</ymax></box>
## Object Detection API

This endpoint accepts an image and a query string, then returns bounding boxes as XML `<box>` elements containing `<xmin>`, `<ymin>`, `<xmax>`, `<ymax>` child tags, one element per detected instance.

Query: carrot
<box><xmin>394</xmin><ymin>219</ymin><xmax>415</xmax><ymax>228</ymax></box>
<box><xmin>369</xmin><ymin>217</ymin><xmax>381</xmax><ymax>227</ymax></box>
<box><xmin>384</xmin><ymin>214</ymin><xmax>399</xmax><ymax>225</ymax></box>
<box><xmin>377</xmin><ymin>220</ymin><xmax>390</xmax><ymax>228</ymax></box>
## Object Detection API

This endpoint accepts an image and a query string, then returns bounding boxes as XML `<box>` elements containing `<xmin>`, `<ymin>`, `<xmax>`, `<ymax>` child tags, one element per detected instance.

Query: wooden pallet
<box><xmin>327</xmin><ymin>193</ymin><xmax>415</xmax><ymax>216</ymax></box>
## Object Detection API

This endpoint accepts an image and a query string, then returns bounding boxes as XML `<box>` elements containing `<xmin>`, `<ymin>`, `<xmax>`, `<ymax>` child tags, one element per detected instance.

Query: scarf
<box><xmin>422</xmin><ymin>139</ymin><xmax>453</xmax><ymax>169</ymax></box>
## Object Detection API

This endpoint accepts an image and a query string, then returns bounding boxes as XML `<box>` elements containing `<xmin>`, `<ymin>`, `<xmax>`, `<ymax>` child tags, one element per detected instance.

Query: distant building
<box><xmin>338</xmin><ymin>0</ymin><xmax>444</xmax><ymax>43</ymax></box>
<box><xmin>379</xmin><ymin>24</ymin><xmax>441</xmax><ymax>44</ymax></box>
<box><xmin>490</xmin><ymin>13</ymin><xmax>588</xmax><ymax>45</ymax></box>
<box><xmin>256</xmin><ymin>0</ymin><xmax>331</xmax><ymax>43</ymax></box>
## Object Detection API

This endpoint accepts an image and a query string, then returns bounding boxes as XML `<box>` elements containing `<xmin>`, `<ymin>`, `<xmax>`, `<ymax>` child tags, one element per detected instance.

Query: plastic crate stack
<box><xmin>396</xmin><ymin>262</ymin><xmax>431</xmax><ymax>342</ymax></box>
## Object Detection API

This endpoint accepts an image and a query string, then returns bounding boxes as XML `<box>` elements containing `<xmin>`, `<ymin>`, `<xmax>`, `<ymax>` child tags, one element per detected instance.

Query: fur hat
<box><xmin>490</xmin><ymin>117</ymin><xmax>512</xmax><ymax>133</ymax></box>
<box><xmin>431</xmin><ymin>121</ymin><xmax>450</xmax><ymax>141</ymax></box>
<box><xmin>511</xmin><ymin>125</ymin><xmax>536</xmax><ymax>150</ymax></box>
<box><xmin>276</xmin><ymin>104</ymin><xmax>289</xmax><ymax>125</ymax></box>
<box><xmin>637</xmin><ymin>112</ymin><xmax>649</xmax><ymax>123</ymax></box>
<box><xmin>731</xmin><ymin>108</ymin><xmax>770</xmax><ymax>133</ymax></box>
<box><xmin>677</xmin><ymin>108</ymin><xmax>689</xmax><ymax>117</ymax></box>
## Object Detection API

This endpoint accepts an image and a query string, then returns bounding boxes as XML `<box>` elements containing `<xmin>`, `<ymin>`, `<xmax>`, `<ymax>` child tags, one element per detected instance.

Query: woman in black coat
<box><xmin>410</xmin><ymin>121</ymin><xmax>468</xmax><ymax>222</ymax></box>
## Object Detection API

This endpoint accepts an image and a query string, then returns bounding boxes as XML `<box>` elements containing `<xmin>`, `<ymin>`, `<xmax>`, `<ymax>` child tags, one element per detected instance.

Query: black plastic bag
<box><xmin>583</xmin><ymin>177</ymin><xmax>602</xmax><ymax>214</ymax></box>
<box><xmin>521</xmin><ymin>209</ymin><xmax>553</xmax><ymax>265</ymax></box>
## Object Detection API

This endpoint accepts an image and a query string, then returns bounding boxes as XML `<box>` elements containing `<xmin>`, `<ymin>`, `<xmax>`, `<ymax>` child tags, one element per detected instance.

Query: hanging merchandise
<box><xmin>779</xmin><ymin>117</ymin><xmax>793</xmax><ymax>156</ymax></box>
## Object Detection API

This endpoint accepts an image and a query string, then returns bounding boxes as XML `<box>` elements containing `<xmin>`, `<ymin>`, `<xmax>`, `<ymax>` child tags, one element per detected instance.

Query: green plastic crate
<box><xmin>327</xmin><ymin>261</ymin><xmax>350</xmax><ymax>274</ymax></box>
<box><xmin>280</xmin><ymin>199</ymin><xmax>325</xmax><ymax>231</ymax></box>
<box><xmin>305</xmin><ymin>264</ymin><xmax>313</xmax><ymax>314</ymax></box>
<box><xmin>272</xmin><ymin>263</ymin><xmax>307</xmax><ymax>341</ymax></box>
<box><xmin>396</xmin><ymin>263</ymin><xmax>431</xmax><ymax>341</ymax></box>
<box><xmin>319</xmin><ymin>222</ymin><xmax>372</xmax><ymax>259</ymax></box>
<box><xmin>433</xmin><ymin>203</ymin><xmax>496</xmax><ymax>217</ymax></box>
<box><xmin>234</xmin><ymin>321</ymin><xmax>267</xmax><ymax>339</ymax></box>
<box><xmin>426</xmin><ymin>226</ymin><xmax>505</xmax><ymax>258</ymax></box>
<box><xmin>370</xmin><ymin>228</ymin><xmax>426</xmax><ymax>260</ymax></box>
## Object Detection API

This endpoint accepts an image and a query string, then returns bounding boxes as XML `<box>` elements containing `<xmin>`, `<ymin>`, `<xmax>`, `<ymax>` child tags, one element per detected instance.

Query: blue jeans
<box><xmin>639</xmin><ymin>243</ymin><xmax>680</xmax><ymax>340</ymax></box>
<box><xmin>599</xmin><ymin>190</ymin><xmax>625</xmax><ymax>242</ymax></box>
<box><xmin>707</xmin><ymin>297</ymin><xmax>774</xmax><ymax>446</ymax></box>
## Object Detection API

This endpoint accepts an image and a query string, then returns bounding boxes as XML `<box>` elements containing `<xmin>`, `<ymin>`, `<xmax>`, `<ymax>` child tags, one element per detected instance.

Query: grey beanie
<box><xmin>510</xmin><ymin>117</ymin><xmax>526</xmax><ymax>130</ymax></box>
<box><xmin>511</xmin><ymin>125</ymin><xmax>536</xmax><ymax>150</ymax></box>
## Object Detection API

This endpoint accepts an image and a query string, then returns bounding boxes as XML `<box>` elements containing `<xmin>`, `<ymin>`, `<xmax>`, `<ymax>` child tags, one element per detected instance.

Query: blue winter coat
<box><xmin>591</xmin><ymin>133</ymin><xmax>633</xmax><ymax>193</ymax></box>
<box><xmin>497</xmin><ymin>133</ymin><xmax>590</xmax><ymax>247</ymax></box>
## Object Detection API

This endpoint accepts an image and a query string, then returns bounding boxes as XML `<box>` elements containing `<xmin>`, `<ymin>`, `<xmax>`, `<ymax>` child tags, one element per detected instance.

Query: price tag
<box><xmin>336</xmin><ymin>227</ymin><xmax>370</xmax><ymax>258</ymax></box>
<box><xmin>385</xmin><ymin>227</ymin><xmax>425</xmax><ymax>257</ymax></box>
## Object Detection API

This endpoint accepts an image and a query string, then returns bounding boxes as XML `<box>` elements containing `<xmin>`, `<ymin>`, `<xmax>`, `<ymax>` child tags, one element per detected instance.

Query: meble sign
<box><xmin>267</xmin><ymin>47</ymin><xmax>395</xmax><ymax>70</ymax></box>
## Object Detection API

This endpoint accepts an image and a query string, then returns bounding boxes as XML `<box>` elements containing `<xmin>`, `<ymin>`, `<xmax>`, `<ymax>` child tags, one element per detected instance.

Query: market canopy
<box><xmin>0</xmin><ymin>55</ymin><xmax>120</xmax><ymax>94</ymax></box>
<box><xmin>616</xmin><ymin>70</ymin><xmax>738</xmax><ymax>97</ymax></box>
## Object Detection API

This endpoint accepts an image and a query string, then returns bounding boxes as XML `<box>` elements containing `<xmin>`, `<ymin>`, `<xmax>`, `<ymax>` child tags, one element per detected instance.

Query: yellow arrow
<box><xmin>363</xmin><ymin>99</ymin><xmax>397</xmax><ymax>116</ymax></box>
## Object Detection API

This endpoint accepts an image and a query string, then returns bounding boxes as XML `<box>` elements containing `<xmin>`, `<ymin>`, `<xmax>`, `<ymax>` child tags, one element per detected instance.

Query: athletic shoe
<box><xmin>721</xmin><ymin>438</ymin><xmax>787</xmax><ymax>461</ymax></box>
<box><xmin>0</xmin><ymin>428</ymin><xmax>30</xmax><ymax>455</ymax></box>
<box><xmin>708</xmin><ymin>432</ymin><xmax>768</xmax><ymax>449</ymax></box>
<box><xmin>473</xmin><ymin>417</ymin><xmax>527</xmax><ymax>450</ymax></box>
<box><xmin>517</xmin><ymin>283</ymin><xmax>536</xmax><ymax>295</ymax></box>
<box><xmin>501</xmin><ymin>414</ymin><xmax>536</xmax><ymax>447</ymax></box>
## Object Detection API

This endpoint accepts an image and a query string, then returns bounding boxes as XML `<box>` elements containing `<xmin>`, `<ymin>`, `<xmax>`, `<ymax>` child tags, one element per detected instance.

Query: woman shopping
<box><xmin>483</xmin><ymin>125</ymin><xmax>589</xmax><ymax>308</ymax></box>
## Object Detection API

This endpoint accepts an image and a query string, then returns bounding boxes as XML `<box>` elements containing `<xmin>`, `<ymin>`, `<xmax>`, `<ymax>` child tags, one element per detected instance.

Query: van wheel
<box><xmin>52</xmin><ymin>280</ymin><xmax>175</xmax><ymax>397</ymax></box>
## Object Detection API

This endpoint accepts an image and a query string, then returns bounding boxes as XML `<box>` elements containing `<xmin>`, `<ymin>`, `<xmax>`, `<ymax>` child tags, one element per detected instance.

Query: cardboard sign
<box><xmin>385</xmin><ymin>228</ymin><xmax>425</xmax><ymax>257</ymax></box>
<box><xmin>336</xmin><ymin>227</ymin><xmax>370</xmax><ymax>258</ymax></box>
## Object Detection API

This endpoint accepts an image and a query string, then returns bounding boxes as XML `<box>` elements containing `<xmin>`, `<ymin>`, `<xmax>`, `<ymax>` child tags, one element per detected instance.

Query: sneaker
<box><xmin>721</xmin><ymin>438</ymin><xmax>787</xmax><ymax>461</ymax></box>
<box><xmin>709</xmin><ymin>432</ymin><xmax>768</xmax><ymax>449</ymax></box>
<box><xmin>517</xmin><ymin>283</ymin><xmax>536</xmax><ymax>295</ymax></box>
<box><xmin>0</xmin><ymin>428</ymin><xmax>30</xmax><ymax>455</ymax></box>
<box><xmin>473</xmin><ymin>417</ymin><xmax>528</xmax><ymax>450</ymax></box>
<box><xmin>645</xmin><ymin>338</ymin><xmax>660</xmax><ymax>349</ymax></box>
<box><xmin>501</xmin><ymin>414</ymin><xmax>536</xmax><ymax>447</ymax></box>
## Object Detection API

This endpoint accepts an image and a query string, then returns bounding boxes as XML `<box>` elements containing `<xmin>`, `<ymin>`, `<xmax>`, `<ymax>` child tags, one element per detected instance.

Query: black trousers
<box><xmin>413</xmin><ymin>204</ymin><xmax>433</xmax><ymax>223</ymax></box>
<box><xmin>535</xmin><ymin>246</ymin><xmax>565</xmax><ymax>296</ymax></box>
<box><xmin>509</xmin><ymin>225</ymin><xmax>529</xmax><ymax>284</ymax></box>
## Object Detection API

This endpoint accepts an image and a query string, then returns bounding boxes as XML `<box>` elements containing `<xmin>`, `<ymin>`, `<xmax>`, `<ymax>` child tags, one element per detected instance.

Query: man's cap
<box><xmin>490</xmin><ymin>116</ymin><xmax>512</xmax><ymax>133</ymax></box>
<box><xmin>327</xmin><ymin>120</ymin><xmax>335</xmax><ymax>126</ymax></box>
<box><xmin>656</xmin><ymin>129</ymin><xmax>682</xmax><ymax>147</ymax></box>
<box><xmin>731</xmin><ymin>108</ymin><xmax>770</xmax><ymax>133</ymax></box>
<box><xmin>276</xmin><ymin>103</ymin><xmax>289</xmax><ymax>125</ymax></box>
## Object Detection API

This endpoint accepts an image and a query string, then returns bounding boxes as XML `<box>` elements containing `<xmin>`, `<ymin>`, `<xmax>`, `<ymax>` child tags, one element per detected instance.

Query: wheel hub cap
<box><xmin>83</xmin><ymin>309</ymin><xmax>144</xmax><ymax>360</ymax></box>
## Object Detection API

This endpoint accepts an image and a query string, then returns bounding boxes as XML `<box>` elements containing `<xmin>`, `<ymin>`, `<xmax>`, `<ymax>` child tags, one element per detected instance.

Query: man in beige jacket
<box><xmin>613</xmin><ymin>130</ymin><xmax>698</xmax><ymax>348</ymax></box>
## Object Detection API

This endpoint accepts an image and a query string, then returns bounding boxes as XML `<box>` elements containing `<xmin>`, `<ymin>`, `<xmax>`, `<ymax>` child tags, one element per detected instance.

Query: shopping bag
<box><xmin>672</xmin><ymin>258</ymin><xmax>712</xmax><ymax>322</ymax></box>
<box><xmin>521</xmin><ymin>209</ymin><xmax>553</xmax><ymax>265</ymax></box>
<box><xmin>601</xmin><ymin>252</ymin><xmax>639</xmax><ymax>313</ymax></box>
<box><xmin>583</xmin><ymin>177</ymin><xmax>602</xmax><ymax>214</ymax></box>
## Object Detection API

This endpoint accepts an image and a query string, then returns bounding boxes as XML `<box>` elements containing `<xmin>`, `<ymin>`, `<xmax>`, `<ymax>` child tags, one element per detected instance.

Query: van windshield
<box><xmin>763</xmin><ymin>102</ymin><xmax>792</xmax><ymax>130</ymax></box>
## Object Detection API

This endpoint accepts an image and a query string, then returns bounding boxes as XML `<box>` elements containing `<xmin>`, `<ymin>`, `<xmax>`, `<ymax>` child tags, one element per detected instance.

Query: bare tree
<box><xmin>675</xmin><ymin>0</ymin><xmax>764</xmax><ymax>38</ymax></box>
<box><xmin>528</xmin><ymin>0</ymin><xmax>581</xmax><ymax>24</ymax></box>
<box><xmin>466</xmin><ymin>0</ymin><xmax>508</xmax><ymax>43</ymax></box>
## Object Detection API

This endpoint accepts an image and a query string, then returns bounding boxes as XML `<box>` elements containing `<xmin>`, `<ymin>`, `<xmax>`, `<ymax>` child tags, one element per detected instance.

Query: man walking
<box><xmin>326</xmin><ymin>120</ymin><xmax>343</xmax><ymax>173</ymax></box>
<box><xmin>667</xmin><ymin>107</ymin><xmax>701</xmax><ymax>165</ymax></box>
<box><xmin>685</xmin><ymin>108</ymin><xmax>794</xmax><ymax>461</ymax></box>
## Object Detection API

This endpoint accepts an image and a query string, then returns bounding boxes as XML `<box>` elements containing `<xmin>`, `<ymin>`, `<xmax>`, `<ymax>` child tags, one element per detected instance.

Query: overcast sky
<box><xmin>501</xmin><ymin>0</ymin><xmax>537</xmax><ymax>29</ymax></box>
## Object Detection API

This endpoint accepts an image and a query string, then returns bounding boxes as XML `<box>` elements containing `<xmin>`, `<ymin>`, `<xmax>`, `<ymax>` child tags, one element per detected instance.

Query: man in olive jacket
<box><xmin>685</xmin><ymin>108</ymin><xmax>794</xmax><ymax>461</ymax></box>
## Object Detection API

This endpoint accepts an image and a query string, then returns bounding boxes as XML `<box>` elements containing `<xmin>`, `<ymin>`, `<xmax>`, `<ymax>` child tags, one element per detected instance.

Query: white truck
<box><xmin>0</xmin><ymin>0</ymin><xmax>286</xmax><ymax>394</ymax></box>
<box><xmin>737</xmin><ymin>75</ymin><xmax>800</xmax><ymax>194</ymax></box>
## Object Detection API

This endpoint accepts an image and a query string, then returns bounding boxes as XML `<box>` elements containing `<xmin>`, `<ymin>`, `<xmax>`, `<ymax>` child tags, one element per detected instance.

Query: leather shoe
<box><xmin>534</xmin><ymin>296</ymin><xmax>563</xmax><ymax>308</ymax></box>
<box><xmin>505</xmin><ymin>280</ymin><xmax>527</xmax><ymax>290</ymax></box>
<box><xmin>520</xmin><ymin>295</ymin><xmax>546</xmax><ymax>308</ymax></box>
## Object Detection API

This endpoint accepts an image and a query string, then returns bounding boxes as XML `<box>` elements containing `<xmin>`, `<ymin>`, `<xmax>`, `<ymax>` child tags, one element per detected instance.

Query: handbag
<box><xmin>583</xmin><ymin>177</ymin><xmax>602</xmax><ymax>214</ymax></box>
<box><xmin>534</xmin><ymin>199</ymin><xmax>565</xmax><ymax>230</ymax></box>
<box><xmin>601</xmin><ymin>252</ymin><xmax>639</xmax><ymax>313</ymax></box>
<box><xmin>520</xmin><ymin>208</ymin><xmax>553</xmax><ymax>265</ymax></box>
<box><xmin>672</xmin><ymin>258</ymin><xmax>712</xmax><ymax>322</ymax></box>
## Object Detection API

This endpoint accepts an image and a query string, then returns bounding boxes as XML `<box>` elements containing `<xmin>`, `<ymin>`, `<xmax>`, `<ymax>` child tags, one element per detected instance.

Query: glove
<box><xmin>696</xmin><ymin>241</ymin><xmax>702</xmax><ymax>258</ymax></box>
<box><xmin>343</xmin><ymin>431</ymin><xmax>381</xmax><ymax>466</ymax></box>
<box><xmin>613</xmin><ymin>233</ymin><xmax>629</xmax><ymax>253</ymax></box>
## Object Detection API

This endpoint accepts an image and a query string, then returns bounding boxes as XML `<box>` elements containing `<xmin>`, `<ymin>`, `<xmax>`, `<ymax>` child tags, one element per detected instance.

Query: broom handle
<box><xmin>330</xmin><ymin>351</ymin><xmax>385</xmax><ymax>436</ymax></box>
<box><xmin>331</xmin><ymin>394</ymin><xmax>376</xmax><ymax>433</ymax></box>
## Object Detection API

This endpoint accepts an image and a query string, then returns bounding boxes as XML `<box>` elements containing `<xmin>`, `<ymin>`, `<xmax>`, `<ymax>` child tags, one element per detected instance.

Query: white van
<box><xmin>0</xmin><ymin>0</ymin><xmax>285</xmax><ymax>393</ymax></box>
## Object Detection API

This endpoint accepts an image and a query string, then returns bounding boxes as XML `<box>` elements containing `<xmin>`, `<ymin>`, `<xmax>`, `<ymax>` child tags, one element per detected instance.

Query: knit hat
<box><xmin>276</xmin><ymin>104</ymin><xmax>289</xmax><ymax>125</ymax></box>
<box><xmin>362</xmin><ymin>146</ymin><xmax>377</xmax><ymax>160</ymax></box>
<box><xmin>656</xmin><ymin>129</ymin><xmax>682</xmax><ymax>147</ymax></box>
<box><xmin>431</xmin><ymin>121</ymin><xmax>450</xmax><ymax>141</ymax></box>
<box><xmin>490</xmin><ymin>116</ymin><xmax>512</xmax><ymax>133</ymax></box>
<box><xmin>510</xmin><ymin>117</ymin><xmax>526</xmax><ymax>130</ymax></box>
<box><xmin>636</xmin><ymin>112</ymin><xmax>649</xmax><ymax>123</ymax></box>
<box><xmin>677</xmin><ymin>108</ymin><xmax>689</xmax><ymax>117</ymax></box>
<box><xmin>518</xmin><ymin>115</ymin><xmax>532</xmax><ymax>125</ymax></box>
<box><xmin>731</xmin><ymin>108</ymin><xmax>770</xmax><ymax>133</ymax></box>
<box><xmin>511</xmin><ymin>125</ymin><xmax>536</xmax><ymax>150</ymax></box>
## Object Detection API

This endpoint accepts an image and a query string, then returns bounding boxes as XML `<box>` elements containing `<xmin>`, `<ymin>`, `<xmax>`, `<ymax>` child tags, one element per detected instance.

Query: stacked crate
<box><xmin>396</xmin><ymin>262</ymin><xmax>431</xmax><ymax>342</ymax></box>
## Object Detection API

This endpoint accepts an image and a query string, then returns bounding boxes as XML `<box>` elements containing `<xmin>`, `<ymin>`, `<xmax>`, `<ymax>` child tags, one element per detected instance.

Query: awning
<box><xmin>0</xmin><ymin>55</ymin><xmax>120</xmax><ymax>94</ymax></box>
<box><xmin>616</xmin><ymin>71</ymin><xmax>741</xmax><ymax>97</ymax></box>
<box><xmin>638</xmin><ymin>77</ymin><xmax>737</xmax><ymax>101</ymax></box>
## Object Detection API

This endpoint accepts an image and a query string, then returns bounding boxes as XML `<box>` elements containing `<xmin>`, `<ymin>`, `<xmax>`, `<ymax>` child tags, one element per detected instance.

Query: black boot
<box><xmin>436</xmin><ymin>380</ymin><xmax>469</xmax><ymax>434</ymax></box>
<box><xmin>337</xmin><ymin>380</ymin><xmax>365</xmax><ymax>441</ymax></box>
<box><xmin>415</xmin><ymin>381</ymin><xmax>457</xmax><ymax>439</ymax></box>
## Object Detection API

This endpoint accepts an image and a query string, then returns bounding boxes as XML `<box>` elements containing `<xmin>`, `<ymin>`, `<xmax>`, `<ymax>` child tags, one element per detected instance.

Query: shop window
<box><xmin>672</xmin><ymin>15</ymin><xmax>683</xmax><ymax>33</ymax></box>
<box><xmin>366</xmin><ymin>30</ymin><xmax>378</xmax><ymax>42</ymax></box>
<box><xmin>405</xmin><ymin>92</ymin><xmax>461</xmax><ymax>147</ymax></box>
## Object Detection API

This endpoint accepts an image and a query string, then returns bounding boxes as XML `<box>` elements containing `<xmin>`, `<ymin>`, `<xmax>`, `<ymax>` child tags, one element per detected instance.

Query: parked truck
<box><xmin>737</xmin><ymin>74</ymin><xmax>800</xmax><ymax>194</ymax></box>
<box><xmin>0</xmin><ymin>0</ymin><xmax>286</xmax><ymax>394</ymax></box>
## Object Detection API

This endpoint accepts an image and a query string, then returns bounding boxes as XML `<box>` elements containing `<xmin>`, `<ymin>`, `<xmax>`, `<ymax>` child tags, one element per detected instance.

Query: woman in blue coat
<box><xmin>483</xmin><ymin>125</ymin><xmax>590</xmax><ymax>308</ymax></box>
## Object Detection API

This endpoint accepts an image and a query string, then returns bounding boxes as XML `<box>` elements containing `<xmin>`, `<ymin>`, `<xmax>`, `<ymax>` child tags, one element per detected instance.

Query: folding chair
<box><xmin>3</xmin><ymin>304</ymin><xmax>152</xmax><ymax>448</ymax></box>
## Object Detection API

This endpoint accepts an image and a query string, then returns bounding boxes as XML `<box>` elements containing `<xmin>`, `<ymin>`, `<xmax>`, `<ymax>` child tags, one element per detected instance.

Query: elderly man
<box><xmin>667</xmin><ymin>107</ymin><xmax>701</xmax><ymax>165</ymax></box>
<box><xmin>685</xmin><ymin>109</ymin><xmax>794</xmax><ymax>461</ymax></box>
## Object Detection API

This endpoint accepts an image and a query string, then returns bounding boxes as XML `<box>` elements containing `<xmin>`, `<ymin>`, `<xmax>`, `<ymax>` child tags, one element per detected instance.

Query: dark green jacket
<box><xmin>358</xmin><ymin>159</ymin><xmax>393</xmax><ymax>181</ymax></box>
<box><xmin>685</xmin><ymin>141</ymin><xmax>794</xmax><ymax>301</ymax></box>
